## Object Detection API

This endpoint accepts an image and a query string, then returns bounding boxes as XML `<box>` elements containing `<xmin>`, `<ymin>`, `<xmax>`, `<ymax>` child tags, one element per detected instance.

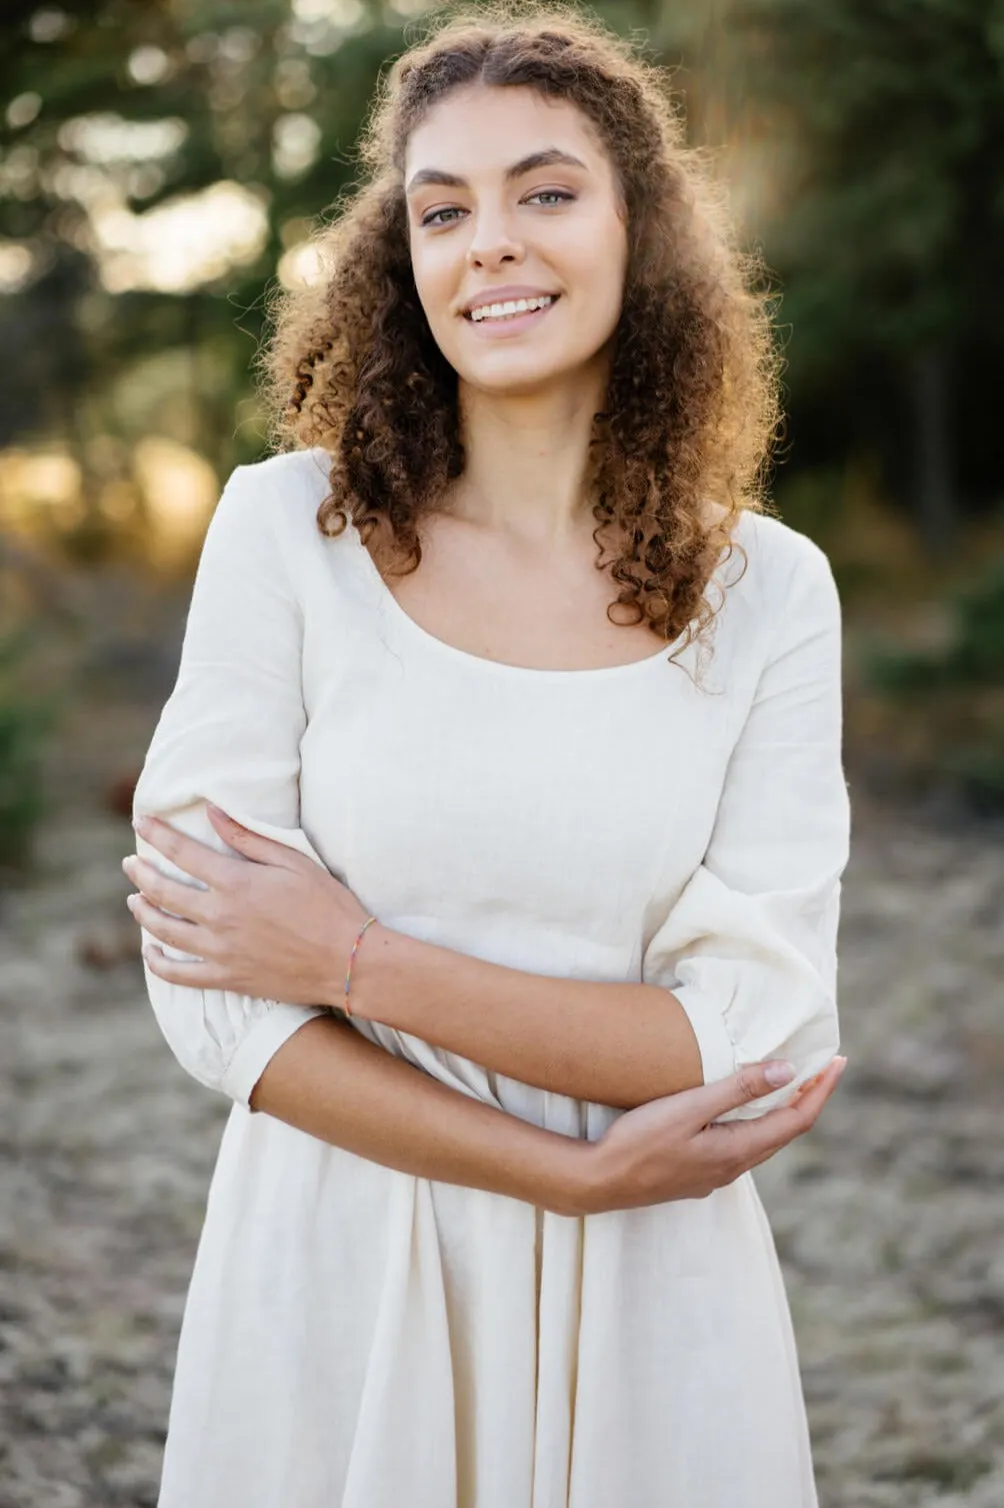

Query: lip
<box><xmin>463</xmin><ymin>299</ymin><xmax>559</xmax><ymax>340</ymax></box>
<box><xmin>460</xmin><ymin>286</ymin><xmax>560</xmax><ymax>317</ymax></box>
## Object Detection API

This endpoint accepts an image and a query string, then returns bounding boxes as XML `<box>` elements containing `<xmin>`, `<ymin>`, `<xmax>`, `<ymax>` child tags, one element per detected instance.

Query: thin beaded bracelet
<box><xmin>343</xmin><ymin>914</ymin><xmax>378</xmax><ymax>1018</ymax></box>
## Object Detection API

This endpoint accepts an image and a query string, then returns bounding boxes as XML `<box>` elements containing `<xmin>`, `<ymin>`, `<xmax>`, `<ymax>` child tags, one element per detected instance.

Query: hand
<box><xmin>122</xmin><ymin>804</ymin><xmax>372</xmax><ymax>1007</ymax></box>
<box><xmin>572</xmin><ymin>1056</ymin><xmax>847</xmax><ymax>1214</ymax></box>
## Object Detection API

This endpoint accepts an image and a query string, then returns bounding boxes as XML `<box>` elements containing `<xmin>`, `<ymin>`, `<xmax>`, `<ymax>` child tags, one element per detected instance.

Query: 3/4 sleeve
<box><xmin>642</xmin><ymin>531</ymin><xmax>851</xmax><ymax>1121</ymax></box>
<box><xmin>130</xmin><ymin>461</ymin><xmax>327</xmax><ymax>1109</ymax></box>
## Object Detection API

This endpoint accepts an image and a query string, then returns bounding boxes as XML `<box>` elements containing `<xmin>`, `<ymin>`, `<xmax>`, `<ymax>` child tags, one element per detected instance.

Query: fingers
<box><xmin>122</xmin><ymin>855</ymin><xmax>211</xmax><ymax>922</ymax></box>
<box><xmin>709</xmin><ymin>1056</ymin><xmax>847</xmax><ymax>1171</ymax></box>
<box><xmin>206</xmin><ymin>803</ymin><xmax>307</xmax><ymax>869</ymax></box>
<box><xmin>790</xmin><ymin>1062</ymin><xmax>836</xmax><ymax>1103</ymax></box>
<box><xmin>140</xmin><ymin>939</ymin><xmax>225</xmax><ymax>989</ymax></box>
<box><xmin>133</xmin><ymin>813</ymin><xmax>234</xmax><ymax>886</ymax></box>
<box><xmin>684</xmin><ymin>1060</ymin><xmax>800</xmax><ymax>1126</ymax></box>
<box><xmin>127</xmin><ymin>890</ymin><xmax>208</xmax><ymax>955</ymax></box>
<box><xmin>788</xmin><ymin>1055</ymin><xmax>847</xmax><ymax>1121</ymax></box>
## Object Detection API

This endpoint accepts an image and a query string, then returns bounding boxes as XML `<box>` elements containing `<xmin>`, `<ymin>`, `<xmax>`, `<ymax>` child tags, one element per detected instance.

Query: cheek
<box><xmin>570</xmin><ymin>242</ymin><xmax>627</xmax><ymax>334</ymax></box>
<box><xmin>410</xmin><ymin>241</ymin><xmax>456</xmax><ymax>328</ymax></box>
<box><xmin>555</xmin><ymin>209</ymin><xmax>626</xmax><ymax>304</ymax></box>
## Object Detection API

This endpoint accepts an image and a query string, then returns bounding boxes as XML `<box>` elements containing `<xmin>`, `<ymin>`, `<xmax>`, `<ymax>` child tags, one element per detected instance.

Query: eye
<box><xmin>419</xmin><ymin>205</ymin><xmax>467</xmax><ymax>228</ymax></box>
<box><xmin>524</xmin><ymin>189</ymin><xmax>575</xmax><ymax>207</ymax></box>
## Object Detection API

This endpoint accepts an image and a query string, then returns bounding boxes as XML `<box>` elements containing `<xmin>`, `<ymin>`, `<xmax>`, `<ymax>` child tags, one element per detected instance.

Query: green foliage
<box><xmin>864</xmin><ymin>557</ymin><xmax>1004</xmax><ymax>807</ymax></box>
<box><xmin>2</xmin><ymin>0</ymin><xmax>1001</xmax><ymax>504</ymax></box>
<box><xmin>942</xmin><ymin>740</ymin><xmax>1004</xmax><ymax>809</ymax></box>
<box><xmin>771</xmin><ymin>467</ymin><xmax>846</xmax><ymax>546</ymax></box>
<box><xmin>718</xmin><ymin>0</ymin><xmax>1004</xmax><ymax>551</ymax></box>
<box><xmin>1</xmin><ymin>2</ymin><xmax>1002</xmax><ymax>568</ymax></box>
<box><xmin>866</xmin><ymin>561</ymin><xmax>1004</xmax><ymax>692</ymax></box>
<box><xmin>727</xmin><ymin>0</ymin><xmax>1004</xmax><ymax>378</ymax></box>
<box><xmin>0</xmin><ymin>627</ymin><xmax>57</xmax><ymax>873</ymax></box>
<box><xmin>0</xmin><ymin>0</ymin><xmax>405</xmax><ymax>472</ymax></box>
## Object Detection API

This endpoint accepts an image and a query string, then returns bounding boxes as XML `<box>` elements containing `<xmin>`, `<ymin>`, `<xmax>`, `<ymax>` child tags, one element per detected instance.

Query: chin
<box><xmin>464</xmin><ymin>370</ymin><xmax>558</xmax><ymax>397</ymax></box>
<box><xmin>456</xmin><ymin>351</ymin><xmax>599</xmax><ymax>397</ymax></box>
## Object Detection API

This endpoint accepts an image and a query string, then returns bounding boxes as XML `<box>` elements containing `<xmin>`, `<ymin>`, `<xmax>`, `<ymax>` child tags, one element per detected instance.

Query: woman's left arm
<box><xmin>351</xmin><ymin>530</ymin><xmax>850</xmax><ymax>1114</ymax></box>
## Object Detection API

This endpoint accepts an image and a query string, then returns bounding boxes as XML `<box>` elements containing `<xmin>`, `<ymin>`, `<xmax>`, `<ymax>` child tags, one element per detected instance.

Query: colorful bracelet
<box><xmin>343</xmin><ymin>914</ymin><xmax>378</xmax><ymax>1018</ymax></box>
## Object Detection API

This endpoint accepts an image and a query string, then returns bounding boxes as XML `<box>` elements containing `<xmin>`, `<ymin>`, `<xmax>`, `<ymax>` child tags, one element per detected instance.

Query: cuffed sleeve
<box><xmin>131</xmin><ymin>461</ymin><xmax>327</xmax><ymax>1109</ymax></box>
<box><xmin>642</xmin><ymin>530</ymin><xmax>851</xmax><ymax>1120</ymax></box>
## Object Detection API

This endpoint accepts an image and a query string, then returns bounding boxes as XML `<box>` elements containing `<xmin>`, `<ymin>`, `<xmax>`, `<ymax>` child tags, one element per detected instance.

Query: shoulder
<box><xmin>725</xmin><ymin>507</ymin><xmax>840</xmax><ymax>633</ymax></box>
<box><xmin>216</xmin><ymin>446</ymin><xmax>333</xmax><ymax>531</ymax></box>
<box><xmin>203</xmin><ymin>447</ymin><xmax>340</xmax><ymax>576</ymax></box>
<box><xmin>730</xmin><ymin>506</ymin><xmax>834</xmax><ymax>582</ymax></box>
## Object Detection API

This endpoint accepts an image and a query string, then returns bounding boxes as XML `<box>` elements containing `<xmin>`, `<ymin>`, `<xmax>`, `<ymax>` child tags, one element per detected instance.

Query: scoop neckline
<box><xmin>350</xmin><ymin>520</ymin><xmax>680</xmax><ymax>680</ymax></box>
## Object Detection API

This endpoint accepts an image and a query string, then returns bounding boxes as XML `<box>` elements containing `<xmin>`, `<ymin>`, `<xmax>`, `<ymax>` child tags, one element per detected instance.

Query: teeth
<box><xmin>469</xmin><ymin>295</ymin><xmax>555</xmax><ymax>322</ymax></box>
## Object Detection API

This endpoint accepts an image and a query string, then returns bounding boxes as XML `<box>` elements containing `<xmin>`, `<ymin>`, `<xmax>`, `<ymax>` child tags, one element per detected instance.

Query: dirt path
<box><xmin>2</xmin><ymin>716</ymin><xmax>1002</xmax><ymax>1507</ymax></box>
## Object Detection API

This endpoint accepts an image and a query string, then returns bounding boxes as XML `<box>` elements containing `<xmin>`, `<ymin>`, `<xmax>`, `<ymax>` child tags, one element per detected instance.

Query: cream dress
<box><xmin>132</xmin><ymin>446</ymin><xmax>850</xmax><ymax>1508</ymax></box>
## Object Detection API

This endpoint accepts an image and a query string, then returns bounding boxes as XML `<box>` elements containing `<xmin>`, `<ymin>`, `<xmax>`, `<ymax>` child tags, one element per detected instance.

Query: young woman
<box><xmin>123</xmin><ymin>10</ymin><xmax>850</xmax><ymax>1506</ymax></box>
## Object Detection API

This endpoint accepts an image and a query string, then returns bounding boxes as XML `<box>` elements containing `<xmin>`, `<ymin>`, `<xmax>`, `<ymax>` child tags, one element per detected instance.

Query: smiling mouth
<box><xmin>463</xmin><ymin>294</ymin><xmax>559</xmax><ymax>323</ymax></box>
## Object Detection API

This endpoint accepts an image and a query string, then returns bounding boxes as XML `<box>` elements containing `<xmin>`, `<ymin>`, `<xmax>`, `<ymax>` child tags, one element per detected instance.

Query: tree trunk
<box><xmin>908</xmin><ymin>347</ymin><xmax>957</xmax><ymax>556</ymax></box>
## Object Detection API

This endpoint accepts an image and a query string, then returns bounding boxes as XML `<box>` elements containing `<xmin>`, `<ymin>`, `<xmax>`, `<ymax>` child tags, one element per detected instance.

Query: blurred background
<box><xmin>1</xmin><ymin>3</ymin><xmax>1002</xmax><ymax>1506</ymax></box>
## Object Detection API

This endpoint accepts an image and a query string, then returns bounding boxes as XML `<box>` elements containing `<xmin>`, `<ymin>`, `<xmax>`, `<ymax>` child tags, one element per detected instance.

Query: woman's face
<box><xmin>404</xmin><ymin>84</ymin><xmax>629</xmax><ymax>398</ymax></box>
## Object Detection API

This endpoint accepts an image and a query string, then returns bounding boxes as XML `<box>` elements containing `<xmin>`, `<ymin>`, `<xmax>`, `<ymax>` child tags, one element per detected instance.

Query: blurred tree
<box><xmin>3</xmin><ymin>0</ymin><xmax>1002</xmax><ymax>561</ymax></box>
<box><xmin>0</xmin><ymin>624</ymin><xmax>57</xmax><ymax>875</ymax></box>
<box><xmin>710</xmin><ymin>0</ymin><xmax>1004</xmax><ymax>551</ymax></box>
<box><xmin>0</xmin><ymin>0</ymin><xmax>405</xmax><ymax>502</ymax></box>
<box><xmin>864</xmin><ymin>559</ymin><xmax>1004</xmax><ymax>807</ymax></box>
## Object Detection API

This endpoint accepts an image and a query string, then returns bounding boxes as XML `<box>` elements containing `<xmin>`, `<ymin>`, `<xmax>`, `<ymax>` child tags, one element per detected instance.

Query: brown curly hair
<box><xmin>257</xmin><ymin>2</ymin><xmax>782</xmax><ymax>656</ymax></box>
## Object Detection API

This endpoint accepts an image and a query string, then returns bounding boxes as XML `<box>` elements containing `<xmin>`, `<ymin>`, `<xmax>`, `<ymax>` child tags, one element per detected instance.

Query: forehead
<box><xmin>404</xmin><ymin>83</ymin><xmax>608</xmax><ymax>177</ymax></box>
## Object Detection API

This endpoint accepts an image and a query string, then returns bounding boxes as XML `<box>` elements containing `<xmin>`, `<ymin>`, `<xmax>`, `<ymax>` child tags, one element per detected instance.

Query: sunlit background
<box><xmin>2</xmin><ymin>4</ymin><xmax>1003</xmax><ymax>1506</ymax></box>
<box><xmin>3</xmin><ymin>0</ymin><xmax>1003</xmax><ymax>817</ymax></box>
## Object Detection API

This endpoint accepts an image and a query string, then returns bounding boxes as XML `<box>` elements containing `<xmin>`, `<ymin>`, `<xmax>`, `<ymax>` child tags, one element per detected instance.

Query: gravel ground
<box><xmin>1</xmin><ymin>704</ymin><xmax>1002</xmax><ymax>1508</ymax></box>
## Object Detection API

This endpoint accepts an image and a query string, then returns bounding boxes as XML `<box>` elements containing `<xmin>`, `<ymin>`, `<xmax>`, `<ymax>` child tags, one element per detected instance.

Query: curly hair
<box><xmin>257</xmin><ymin>2</ymin><xmax>782</xmax><ymax>657</ymax></box>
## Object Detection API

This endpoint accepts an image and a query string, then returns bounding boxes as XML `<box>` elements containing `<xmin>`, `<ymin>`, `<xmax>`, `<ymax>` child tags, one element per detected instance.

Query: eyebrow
<box><xmin>405</xmin><ymin>148</ymin><xmax>587</xmax><ymax>195</ymax></box>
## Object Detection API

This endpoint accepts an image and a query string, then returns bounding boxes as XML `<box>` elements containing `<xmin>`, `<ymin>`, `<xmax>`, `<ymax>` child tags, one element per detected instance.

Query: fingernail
<box><xmin>834</xmin><ymin>1056</ymin><xmax>848</xmax><ymax>1076</ymax></box>
<box><xmin>764</xmin><ymin>1060</ymin><xmax>796</xmax><ymax>1087</ymax></box>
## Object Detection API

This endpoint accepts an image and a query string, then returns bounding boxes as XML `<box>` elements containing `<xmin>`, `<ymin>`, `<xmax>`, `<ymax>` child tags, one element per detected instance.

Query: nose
<box><xmin>466</xmin><ymin>206</ymin><xmax>525</xmax><ymax>271</ymax></box>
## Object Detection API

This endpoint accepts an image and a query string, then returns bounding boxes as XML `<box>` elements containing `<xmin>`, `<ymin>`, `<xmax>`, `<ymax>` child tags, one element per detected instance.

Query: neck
<box><xmin>443</xmin><ymin>365</ymin><xmax>608</xmax><ymax>546</ymax></box>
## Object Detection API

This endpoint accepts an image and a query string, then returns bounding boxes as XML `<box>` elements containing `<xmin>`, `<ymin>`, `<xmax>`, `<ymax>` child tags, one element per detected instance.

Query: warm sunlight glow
<box><xmin>6</xmin><ymin>92</ymin><xmax>42</xmax><ymax>130</ymax></box>
<box><xmin>272</xmin><ymin>113</ymin><xmax>323</xmax><ymax>180</ymax></box>
<box><xmin>288</xmin><ymin>0</ymin><xmax>369</xmax><ymax>53</ymax></box>
<box><xmin>0</xmin><ymin>449</ymin><xmax>84</xmax><ymax>531</ymax></box>
<box><xmin>127</xmin><ymin>45</ymin><xmax>172</xmax><ymax>85</ymax></box>
<box><xmin>276</xmin><ymin>238</ymin><xmax>325</xmax><ymax>290</ymax></box>
<box><xmin>0</xmin><ymin>242</ymin><xmax>35</xmax><ymax>293</ymax></box>
<box><xmin>0</xmin><ymin>440</ymin><xmax>219</xmax><ymax>566</ymax></box>
<box><xmin>133</xmin><ymin>437</ymin><xmax>219</xmax><ymax>564</ymax></box>
<box><xmin>93</xmin><ymin>181</ymin><xmax>269</xmax><ymax>294</ymax></box>
<box><xmin>57</xmin><ymin>113</ymin><xmax>188</xmax><ymax>164</ymax></box>
<box><xmin>291</xmin><ymin>0</ymin><xmax>364</xmax><ymax>22</ymax></box>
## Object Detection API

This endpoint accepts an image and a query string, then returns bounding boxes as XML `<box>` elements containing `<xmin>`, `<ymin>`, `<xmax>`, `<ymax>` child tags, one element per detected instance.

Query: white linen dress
<box><xmin>132</xmin><ymin>444</ymin><xmax>850</xmax><ymax>1508</ymax></box>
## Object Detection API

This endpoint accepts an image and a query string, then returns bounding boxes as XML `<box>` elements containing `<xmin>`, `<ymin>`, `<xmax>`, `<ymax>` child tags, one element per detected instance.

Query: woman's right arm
<box><xmin>250</xmin><ymin>1012</ymin><xmax>590</xmax><ymax>1208</ymax></box>
<box><xmin>249</xmin><ymin>1014</ymin><xmax>846</xmax><ymax>1215</ymax></box>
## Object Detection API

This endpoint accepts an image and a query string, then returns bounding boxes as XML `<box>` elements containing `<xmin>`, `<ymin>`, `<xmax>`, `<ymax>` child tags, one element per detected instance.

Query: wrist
<box><xmin>338</xmin><ymin>920</ymin><xmax>404</xmax><ymax>1020</ymax></box>
<box><xmin>538</xmin><ymin>1137</ymin><xmax>610</xmax><ymax>1217</ymax></box>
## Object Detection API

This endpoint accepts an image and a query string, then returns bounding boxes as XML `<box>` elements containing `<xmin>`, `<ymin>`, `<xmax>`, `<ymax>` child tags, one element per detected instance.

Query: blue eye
<box><xmin>420</xmin><ymin>206</ymin><xmax>466</xmax><ymax>228</ymax></box>
<box><xmin>525</xmin><ymin>190</ymin><xmax>575</xmax><ymax>207</ymax></box>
